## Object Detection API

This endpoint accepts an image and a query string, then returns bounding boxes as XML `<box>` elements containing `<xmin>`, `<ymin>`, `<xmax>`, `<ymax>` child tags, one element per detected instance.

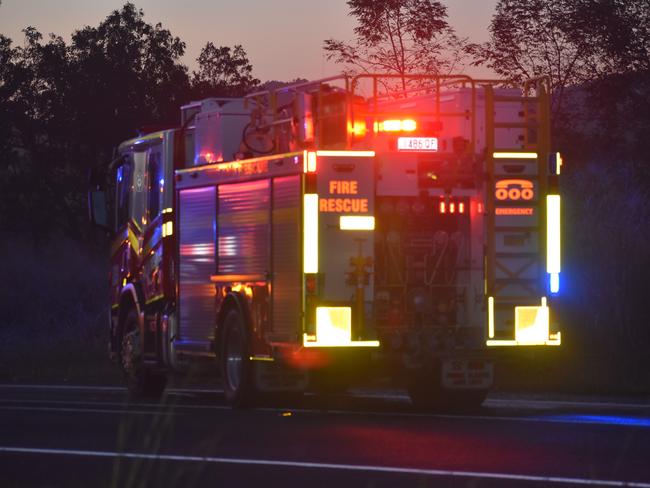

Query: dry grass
<box><xmin>0</xmin><ymin>237</ymin><xmax>120</xmax><ymax>384</ymax></box>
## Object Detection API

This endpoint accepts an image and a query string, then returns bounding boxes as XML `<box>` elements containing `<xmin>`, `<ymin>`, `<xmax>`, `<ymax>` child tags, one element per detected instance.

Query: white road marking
<box><xmin>1</xmin><ymin>384</ymin><xmax>648</xmax><ymax>410</ymax></box>
<box><xmin>0</xmin><ymin>384</ymin><xmax>224</xmax><ymax>394</ymax></box>
<box><xmin>348</xmin><ymin>390</ymin><xmax>650</xmax><ymax>411</ymax></box>
<box><xmin>486</xmin><ymin>398</ymin><xmax>650</xmax><ymax>411</ymax></box>
<box><xmin>258</xmin><ymin>406</ymin><xmax>650</xmax><ymax>428</ymax></box>
<box><xmin>0</xmin><ymin>406</ymin><xmax>176</xmax><ymax>416</ymax></box>
<box><xmin>0</xmin><ymin>384</ymin><xmax>127</xmax><ymax>392</ymax></box>
<box><xmin>0</xmin><ymin>398</ymin><xmax>228</xmax><ymax>411</ymax></box>
<box><xmin>0</xmin><ymin>446</ymin><xmax>649</xmax><ymax>487</ymax></box>
<box><xmin>1</xmin><ymin>394</ymin><xmax>649</xmax><ymax>428</ymax></box>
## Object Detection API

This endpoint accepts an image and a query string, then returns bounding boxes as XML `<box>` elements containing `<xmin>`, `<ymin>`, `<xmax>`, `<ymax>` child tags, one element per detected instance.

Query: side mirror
<box><xmin>88</xmin><ymin>165</ymin><xmax>113</xmax><ymax>235</ymax></box>
<box><xmin>89</xmin><ymin>190</ymin><xmax>109</xmax><ymax>228</ymax></box>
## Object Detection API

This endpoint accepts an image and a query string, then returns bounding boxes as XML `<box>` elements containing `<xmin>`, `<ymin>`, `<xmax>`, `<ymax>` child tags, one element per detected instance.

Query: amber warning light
<box><xmin>397</xmin><ymin>137</ymin><xmax>438</xmax><ymax>152</ymax></box>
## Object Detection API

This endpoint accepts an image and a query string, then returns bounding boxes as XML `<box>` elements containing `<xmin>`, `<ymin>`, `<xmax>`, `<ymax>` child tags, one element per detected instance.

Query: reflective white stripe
<box><xmin>493</xmin><ymin>152</ymin><xmax>538</xmax><ymax>159</ymax></box>
<box><xmin>303</xmin><ymin>194</ymin><xmax>319</xmax><ymax>273</ymax></box>
<box><xmin>339</xmin><ymin>216</ymin><xmax>375</xmax><ymax>230</ymax></box>
<box><xmin>547</xmin><ymin>195</ymin><xmax>561</xmax><ymax>273</ymax></box>
<box><xmin>488</xmin><ymin>296</ymin><xmax>495</xmax><ymax>338</ymax></box>
<box><xmin>2</xmin><ymin>446</ymin><xmax>649</xmax><ymax>487</ymax></box>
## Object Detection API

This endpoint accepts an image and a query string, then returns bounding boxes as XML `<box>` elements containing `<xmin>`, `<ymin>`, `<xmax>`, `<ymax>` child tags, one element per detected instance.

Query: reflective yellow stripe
<box><xmin>145</xmin><ymin>294</ymin><xmax>165</xmax><ymax>305</ymax></box>
<box><xmin>127</xmin><ymin>227</ymin><xmax>140</xmax><ymax>254</ymax></box>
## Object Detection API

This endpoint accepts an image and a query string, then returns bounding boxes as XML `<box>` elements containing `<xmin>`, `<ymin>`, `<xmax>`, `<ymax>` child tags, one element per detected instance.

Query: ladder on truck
<box><xmin>484</xmin><ymin>77</ymin><xmax>560</xmax><ymax>346</ymax></box>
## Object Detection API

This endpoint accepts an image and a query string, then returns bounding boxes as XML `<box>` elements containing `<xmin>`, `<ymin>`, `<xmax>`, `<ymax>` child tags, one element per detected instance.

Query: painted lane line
<box><xmin>0</xmin><ymin>446</ymin><xmax>649</xmax><ymax>487</ymax></box>
<box><xmin>0</xmin><ymin>398</ymin><xmax>229</xmax><ymax>411</ymax></box>
<box><xmin>2</xmin><ymin>399</ymin><xmax>649</xmax><ymax>429</ymax></box>
<box><xmin>0</xmin><ymin>406</ymin><xmax>179</xmax><ymax>416</ymax></box>
<box><xmin>0</xmin><ymin>384</ymin><xmax>126</xmax><ymax>392</ymax></box>
<box><xmin>256</xmin><ymin>406</ymin><xmax>650</xmax><ymax>428</ymax></box>
<box><xmin>349</xmin><ymin>392</ymin><xmax>650</xmax><ymax>411</ymax></box>
<box><xmin>0</xmin><ymin>384</ymin><xmax>224</xmax><ymax>395</ymax></box>
<box><xmin>2</xmin><ymin>384</ymin><xmax>648</xmax><ymax>410</ymax></box>
<box><xmin>486</xmin><ymin>399</ymin><xmax>650</xmax><ymax>411</ymax></box>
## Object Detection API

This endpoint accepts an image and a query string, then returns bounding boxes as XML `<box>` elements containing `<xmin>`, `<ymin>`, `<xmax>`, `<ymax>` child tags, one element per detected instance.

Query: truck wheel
<box><xmin>121</xmin><ymin>309</ymin><xmax>167</xmax><ymax>398</ymax></box>
<box><xmin>220</xmin><ymin>308</ymin><xmax>256</xmax><ymax>407</ymax></box>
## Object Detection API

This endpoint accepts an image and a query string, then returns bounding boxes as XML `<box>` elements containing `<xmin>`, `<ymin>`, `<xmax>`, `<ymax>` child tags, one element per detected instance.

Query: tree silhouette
<box><xmin>0</xmin><ymin>3</ymin><xmax>268</xmax><ymax>241</ymax></box>
<box><xmin>467</xmin><ymin>0</ymin><xmax>650</xmax><ymax>137</ymax></box>
<box><xmin>192</xmin><ymin>43</ymin><xmax>259</xmax><ymax>98</ymax></box>
<box><xmin>324</xmin><ymin>0</ymin><xmax>466</xmax><ymax>92</ymax></box>
<box><xmin>0</xmin><ymin>3</ymin><xmax>191</xmax><ymax>239</ymax></box>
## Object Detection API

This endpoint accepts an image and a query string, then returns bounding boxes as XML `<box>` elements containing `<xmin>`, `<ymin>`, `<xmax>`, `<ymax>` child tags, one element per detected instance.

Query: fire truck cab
<box><xmin>89</xmin><ymin>74</ymin><xmax>562</xmax><ymax>407</ymax></box>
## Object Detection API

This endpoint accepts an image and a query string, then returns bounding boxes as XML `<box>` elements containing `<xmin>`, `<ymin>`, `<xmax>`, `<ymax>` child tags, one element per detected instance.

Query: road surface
<box><xmin>1</xmin><ymin>384</ymin><xmax>649</xmax><ymax>487</ymax></box>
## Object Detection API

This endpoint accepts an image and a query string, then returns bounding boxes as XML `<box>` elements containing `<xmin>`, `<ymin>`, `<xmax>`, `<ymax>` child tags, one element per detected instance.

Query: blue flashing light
<box><xmin>117</xmin><ymin>167</ymin><xmax>123</xmax><ymax>183</ymax></box>
<box><xmin>159</xmin><ymin>178</ymin><xmax>165</xmax><ymax>187</ymax></box>
<box><xmin>549</xmin><ymin>272</ymin><xmax>560</xmax><ymax>294</ymax></box>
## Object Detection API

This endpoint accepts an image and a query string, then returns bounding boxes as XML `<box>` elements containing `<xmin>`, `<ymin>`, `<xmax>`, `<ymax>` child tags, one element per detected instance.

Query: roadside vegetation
<box><xmin>0</xmin><ymin>238</ymin><xmax>117</xmax><ymax>383</ymax></box>
<box><xmin>0</xmin><ymin>0</ymin><xmax>648</xmax><ymax>393</ymax></box>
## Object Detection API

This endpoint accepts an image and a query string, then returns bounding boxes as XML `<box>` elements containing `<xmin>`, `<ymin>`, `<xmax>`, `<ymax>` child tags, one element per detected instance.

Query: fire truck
<box><xmin>89</xmin><ymin>73</ymin><xmax>562</xmax><ymax>407</ymax></box>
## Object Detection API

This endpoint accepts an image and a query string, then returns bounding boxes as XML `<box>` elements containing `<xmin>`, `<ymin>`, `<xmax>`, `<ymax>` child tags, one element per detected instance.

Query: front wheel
<box><xmin>121</xmin><ymin>309</ymin><xmax>167</xmax><ymax>398</ymax></box>
<box><xmin>220</xmin><ymin>308</ymin><xmax>256</xmax><ymax>407</ymax></box>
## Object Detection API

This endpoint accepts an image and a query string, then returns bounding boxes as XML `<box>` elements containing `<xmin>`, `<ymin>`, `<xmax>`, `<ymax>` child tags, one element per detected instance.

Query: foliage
<box><xmin>467</xmin><ymin>0</ymin><xmax>650</xmax><ymax>133</ymax></box>
<box><xmin>192</xmin><ymin>43</ymin><xmax>259</xmax><ymax>98</ymax></box>
<box><xmin>0</xmin><ymin>237</ymin><xmax>115</xmax><ymax>383</ymax></box>
<box><xmin>324</xmin><ymin>0</ymin><xmax>466</xmax><ymax>92</ymax></box>
<box><xmin>466</xmin><ymin>0</ymin><xmax>596</xmax><ymax>122</ymax></box>
<box><xmin>466</xmin><ymin>0</ymin><xmax>650</xmax><ymax>390</ymax></box>
<box><xmin>0</xmin><ymin>3</ymin><xmax>260</xmax><ymax>241</ymax></box>
<box><xmin>568</xmin><ymin>0</ymin><xmax>650</xmax><ymax>73</ymax></box>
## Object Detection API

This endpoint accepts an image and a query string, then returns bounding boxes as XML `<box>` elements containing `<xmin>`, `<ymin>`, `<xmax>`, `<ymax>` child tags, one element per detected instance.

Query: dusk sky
<box><xmin>0</xmin><ymin>0</ymin><xmax>498</xmax><ymax>81</ymax></box>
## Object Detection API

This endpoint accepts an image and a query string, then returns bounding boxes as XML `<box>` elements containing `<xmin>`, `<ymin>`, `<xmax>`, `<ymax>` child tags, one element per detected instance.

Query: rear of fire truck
<box><xmin>91</xmin><ymin>73</ymin><xmax>561</xmax><ymax>409</ymax></box>
<box><xmin>265</xmin><ymin>74</ymin><xmax>562</xmax><ymax>407</ymax></box>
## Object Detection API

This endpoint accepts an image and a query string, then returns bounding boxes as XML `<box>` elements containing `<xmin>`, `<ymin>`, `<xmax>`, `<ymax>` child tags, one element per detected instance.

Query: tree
<box><xmin>467</xmin><ymin>0</ymin><xmax>650</xmax><ymax>129</ymax></box>
<box><xmin>467</xmin><ymin>0</ymin><xmax>601</xmax><ymax>123</ymax></box>
<box><xmin>69</xmin><ymin>2</ymin><xmax>189</xmax><ymax>142</ymax></box>
<box><xmin>568</xmin><ymin>0</ymin><xmax>650</xmax><ymax>73</ymax></box>
<box><xmin>0</xmin><ymin>3</ymin><xmax>193</xmax><ymax>239</ymax></box>
<box><xmin>192</xmin><ymin>43</ymin><xmax>259</xmax><ymax>97</ymax></box>
<box><xmin>323</xmin><ymin>0</ymin><xmax>466</xmax><ymax>92</ymax></box>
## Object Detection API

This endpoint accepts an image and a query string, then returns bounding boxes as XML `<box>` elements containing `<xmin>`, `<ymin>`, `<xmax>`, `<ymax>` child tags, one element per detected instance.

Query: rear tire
<box><xmin>220</xmin><ymin>308</ymin><xmax>256</xmax><ymax>407</ymax></box>
<box><xmin>121</xmin><ymin>309</ymin><xmax>167</xmax><ymax>398</ymax></box>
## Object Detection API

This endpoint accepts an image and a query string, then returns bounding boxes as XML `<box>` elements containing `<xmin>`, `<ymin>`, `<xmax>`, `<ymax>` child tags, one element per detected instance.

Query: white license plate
<box><xmin>397</xmin><ymin>137</ymin><xmax>438</xmax><ymax>152</ymax></box>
